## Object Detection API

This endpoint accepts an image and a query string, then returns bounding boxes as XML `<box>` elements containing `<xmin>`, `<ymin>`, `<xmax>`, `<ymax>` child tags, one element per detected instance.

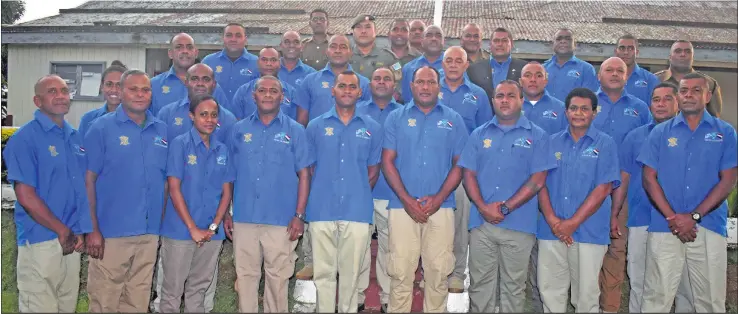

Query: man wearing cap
<box><xmin>302</xmin><ymin>9</ymin><xmax>331</xmax><ymax>71</ymax></box>
<box><xmin>350</xmin><ymin>14</ymin><xmax>398</xmax><ymax>80</ymax></box>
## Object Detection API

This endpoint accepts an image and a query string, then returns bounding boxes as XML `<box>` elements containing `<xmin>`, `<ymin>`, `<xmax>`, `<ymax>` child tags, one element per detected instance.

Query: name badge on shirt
<box><xmin>704</xmin><ymin>132</ymin><xmax>724</xmax><ymax>142</ymax></box>
<box><xmin>582</xmin><ymin>146</ymin><xmax>600</xmax><ymax>158</ymax></box>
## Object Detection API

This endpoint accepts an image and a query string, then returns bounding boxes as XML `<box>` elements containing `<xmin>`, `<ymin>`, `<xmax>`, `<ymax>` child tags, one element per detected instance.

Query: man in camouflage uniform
<box><xmin>301</xmin><ymin>8</ymin><xmax>330</xmax><ymax>71</ymax></box>
<box><xmin>350</xmin><ymin>14</ymin><xmax>399</xmax><ymax>79</ymax></box>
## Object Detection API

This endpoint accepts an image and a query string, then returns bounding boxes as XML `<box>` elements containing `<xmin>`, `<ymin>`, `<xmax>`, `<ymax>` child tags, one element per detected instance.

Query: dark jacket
<box><xmin>467</xmin><ymin>57</ymin><xmax>528</xmax><ymax>106</ymax></box>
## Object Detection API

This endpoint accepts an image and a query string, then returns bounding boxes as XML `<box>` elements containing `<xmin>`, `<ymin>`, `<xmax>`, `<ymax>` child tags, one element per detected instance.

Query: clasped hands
<box><xmin>666</xmin><ymin>213</ymin><xmax>698</xmax><ymax>243</ymax></box>
<box><xmin>402</xmin><ymin>194</ymin><xmax>444</xmax><ymax>223</ymax></box>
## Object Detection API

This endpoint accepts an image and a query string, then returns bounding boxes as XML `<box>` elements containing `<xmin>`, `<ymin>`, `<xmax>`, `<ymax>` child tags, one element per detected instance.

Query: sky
<box><xmin>16</xmin><ymin>0</ymin><xmax>89</xmax><ymax>24</ymax></box>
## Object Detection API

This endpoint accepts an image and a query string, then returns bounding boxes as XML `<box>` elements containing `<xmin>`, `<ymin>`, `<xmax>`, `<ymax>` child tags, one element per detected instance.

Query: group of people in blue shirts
<box><xmin>3</xmin><ymin>17</ymin><xmax>736</xmax><ymax>314</ymax></box>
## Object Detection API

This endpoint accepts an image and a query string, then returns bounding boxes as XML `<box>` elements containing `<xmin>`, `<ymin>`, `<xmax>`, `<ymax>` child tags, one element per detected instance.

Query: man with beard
<box><xmin>349</xmin><ymin>14</ymin><xmax>398</xmax><ymax>79</ymax></box>
<box><xmin>543</xmin><ymin>29</ymin><xmax>600</xmax><ymax>102</ymax></box>
<box><xmin>467</xmin><ymin>27</ymin><xmax>527</xmax><ymax>105</ymax></box>
<box><xmin>79</xmin><ymin>61</ymin><xmax>127</xmax><ymax>137</ymax></box>
<box><xmin>150</xmin><ymin>33</ymin><xmax>231</xmax><ymax>115</ymax></box>
<box><xmin>613</xmin><ymin>34</ymin><xmax>660</xmax><ymax>105</ymax></box>
<box><xmin>279</xmin><ymin>31</ymin><xmax>317</xmax><ymax>91</ymax></box>
<box><xmin>302</xmin><ymin>9</ymin><xmax>330</xmax><ymax>71</ymax></box>
<box><xmin>232</xmin><ymin>47</ymin><xmax>300</xmax><ymax>120</ymax></box>
<box><xmin>202</xmin><ymin>23</ymin><xmax>260</xmax><ymax>100</ymax></box>
<box><xmin>655</xmin><ymin>40</ymin><xmax>722</xmax><ymax>117</ymax></box>
<box><xmin>408</xmin><ymin>20</ymin><xmax>426</xmax><ymax>53</ymax></box>
<box><xmin>400</xmin><ymin>26</ymin><xmax>445</xmax><ymax>104</ymax></box>
<box><xmin>4</xmin><ymin>75</ymin><xmax>90</xmax><ymax>312</ymax></box>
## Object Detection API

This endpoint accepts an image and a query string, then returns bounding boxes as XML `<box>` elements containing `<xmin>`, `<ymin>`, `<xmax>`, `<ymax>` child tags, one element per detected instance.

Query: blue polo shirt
<box><xmin>401</xmin><ymin>54</ymin><xmax>444</xmax><ymax>103</ymax></box>
<box><xmin>490</xmin><ymin>55</ymin><xmax>512</xmax><ymax>89</ymax></box>
<box><xmin>230</xmin><ymin>77</ymin><xmax>299</xmax><ymax>120</ymax></box>
<box><xmin>227</xmin><ymin>110</ymin><xmax>314</xmax><ymax>226</ymax></box>
<box><xmin>458</xmin><ymin>116</ymin><xmax>557</xmax><ymax>234</ymax></box>
<box><xmin>202</xmin><ymin>48</ymin><xmax>260</xmax><ymax>100</ymax></box>
<box><xmin>637</xmin><ymin>111</ymin><xmax>737</xmax><ymax>237</ymax></box>
<box><xmin>295</xmin><ymin>64</ymin><xmax>371</xmax><ymax>121</ymax></box>
<box><xmin>306</xmin><ymin>107</ymin><xmax>383</xmax><ymax>223</ymax></box>
<box><xmin>620</xmin><ymin>123</ymin><xmax>656</xmax><ymax>228</ymax></box>
<box><xmin>79</xmin><ymin>103</ymin><xmax>116</xmax><ymax>137</ymax></box>
<box><xmin>279</xmin><ymin>58</ymin><xmax>317</xmax><ymax>91</ymax></box>
<box><xmin>594</xmin><ymin>89</ymin><xmax>652</xmax><ymax>147</ymax></box>
<box><xmin>149</xmin><ymin>67</ymin><xmax>232</xmax><ymax>115</ymax></box>
<box><xmin>624</xmin><ymin>64</ymin><xmax>661</xmax><ymax>105</ymax></box>
<box><xmin>522</xmin><ymin>92</ymin><xmax>568</xmax><ymax>135</ymax></box>
<box><xmin>83</xmin><ymin>105</ymin><xmax>169</xmax><ymax>238</ymax></box>
<box><xmin>3</xmin><ymin>110</ymin><xmax>93</xmax><ymax>245</ymax></box>
<box><xmin>161</xmin><ymin>128</ymin><xmax>234</xmax><ymax>241</ymax></box>
<box><xmin>156</xmin><ymin>98</ymin><xmax>237</xmax><ymax>144</ymax></box>
<box><xmin>543</xmin><ymin>55</ymin><xmax>600</xmax><ymax>102</ymax></box>
<box><xmin>357</xmin><ymin>99</ymin><xmax>403</xmax><ymax>201</ymax></box>
<box><xmin>383</xmin><ymin>101</ymin><xmax>468</xmax><ymax>209</ymax></box>
<box><xmin>537</xmin><ymin>126</ymin><xmax>621</xmax><ymax>245</ymax></box>
<box><xmin>439</xmin><ymin>77</ymin><xmax>493</xmax><ymax>134</ymax></box>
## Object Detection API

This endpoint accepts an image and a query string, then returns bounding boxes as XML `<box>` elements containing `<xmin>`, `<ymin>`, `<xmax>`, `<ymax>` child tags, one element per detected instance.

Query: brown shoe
<box><xmin>448</xmin><ymin>276</ymin><xmax>465</xmax><ymax>293</ymax></box>
<box><xmin>295</xmin><ymin>264</ymin><xmax>314</xmax><ymax>280</ymax></box>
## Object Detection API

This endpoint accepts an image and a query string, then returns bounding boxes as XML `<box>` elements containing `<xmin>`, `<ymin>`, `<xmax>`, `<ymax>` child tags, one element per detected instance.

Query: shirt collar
<box><xmin>33</xmin><ymin>109</ymin><xmax>73</xmax><ymax>136</ymax></box>
<box><xmin>248</xmin><ymin>109</ymin><xmax>286</xmax><ymax>126</ymax></box>
<box><xmin>490</xmin><ymin>55</ymin><xmax>512</xmax><ymax>67</ymax></box>
<box><xmin>596</xmin><ymin>88</ymin><xmax>630</xmax><ymax>104</ymax></box>
<box><xmin>280</xmin><ymin>58</ymin><xmax>307</xmax><ymax>73</ymax></box>
<box><xmin>419</xmin><ymin>53</ymin><xmax>444</xmax><ymax>66</ymax></box>
<box><xmin>366</xmin><ymin>98</ymin><xmax>402</xmax><ymax>112</ymax></box>
<box><xmin>440</xmin><ymin>76</ymin><xmax>472</xmax><ymax>91</ymax></box>
<box><xmin>487</xmin><ymin>114</ymin><xmax>532</xmax><ymax>131</ymax></box>
<box><xmin>548</xmin><ymin>54</ymin><xmax>580</xmax><ymax>67</ymax></box>
<box><xmin>164</xmin><ymin>66</ymin><xmax>179</xmax><ymax>80</ymax></box>
<box><xmin>100</xmin><ymin>102</ymin><xmax>116</xmax><ymax>113</ymax></box>
<box><xmin>218</xmin><ymin>48</ymin><xmax>254</xmax><ymax>62</ymax></box>
<box><xmin>324</xmin><ymin>105</ymin><xmax>367</xmax><ymax>124</ymax></box>
<box><xmin>320</xmin><ymin>64</ymin><xmax>356</xmax><ymax>75</ymax></box>
<box><xmin>405</xmin><ymin>100</ymin><xmax>444</xmax><ymax>114</ymax></box>
<box><xmin>564</xmin><ymin>124</ymin><xmax>599</xmax><ymax>142</ymax></box>
<box><xmin>115</xmin><ymin>104</ymin><xmax>156</xmax><ymax>128</ymax></box>
<box><xmin>524</xmin><ymin>91</ymin><xmax>553</xmax><ymax>104</ymax></box>
<box><xmin>352</xmin><ymin>44</ymin><xmax>381</xmax><ymax>57</ymax></box>
<box><xmin>673</xmin><ymin>110</ymin><xmax>716</xmax><ymax>128</ymax></box>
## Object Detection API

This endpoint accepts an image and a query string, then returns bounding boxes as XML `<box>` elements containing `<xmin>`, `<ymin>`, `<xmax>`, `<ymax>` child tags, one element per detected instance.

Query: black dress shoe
<box><xmin>358</xmin><ymin>303</ymin><xmax>366</xmax><ymax>312</ymax></box>
<box><xmin>380</xmin><ymin>303</ymin><xmax>387</xmax><ymax>313</ymax></box>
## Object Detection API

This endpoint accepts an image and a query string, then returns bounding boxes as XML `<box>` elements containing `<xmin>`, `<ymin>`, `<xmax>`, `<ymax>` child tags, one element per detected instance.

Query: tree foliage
<box><xmin>1</xmin><ymin>1</ymin><xmax>25</xmax><ymax>25</ymax></box>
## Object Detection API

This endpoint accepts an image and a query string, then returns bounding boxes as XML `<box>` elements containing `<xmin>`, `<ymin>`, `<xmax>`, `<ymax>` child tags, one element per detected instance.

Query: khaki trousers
<box><xmin>527</xmin><ymin>240</ymin><xmax>543</xmax><ymax>313</ymax></box>
<box><xmin>159</xmin><ymin>237</ymin><xmax>222</xmax><ymax>313</ymax></box>
<box><xmin>311</xmin><ymin>220</ymin><xmax>372</xmax><ymax>313</ymax></box>
<box><xmin>451</xmin><ymin>185</ymin><xmax>471</xmax><ymax>280</ymax></box>
<box><xmin>152</xmin><ymin>249</ymin><xmax>218</xmax><ymax>312</ymax></box>
<box><xmin>626</xmin><ymin>225</ymin><xmax>649</xmax><ymax>313</ymax></box>
<box><xmin>599</xmin><ymin>202</ymin><xmax>629</xmax><ymax>312</ymax></box>
<box><xmin>537</xmin><ymin>240</ymin><xmax>608</xmax><ymax>313</ymax></box>
<box><xmin>233</xmin><ymin>223</ymin><xmax>298</xmax><ymax>313</ymax></box>
<box><xmin>387</xmin><ymin>208</ymin><xmax>455</xmax><ymax>313</ymax></box>
<box><xmin>87</xmin><ymin>234</ymin><xmax>159</xmax><ymax>313</ymax></box>
<box><xmin>641</xmin><ymin>228</ymin><xmax>726</xmax><ymax>313</ymax></box>
<box><xmin>357</xmin><ymin>199</ymin><xmax>391</xmax><ymax>305</ymax></box>
<box><xmin>17</xmin><ymin>239</ymin><xmax>81</xmax><ymax>313</ymax></box>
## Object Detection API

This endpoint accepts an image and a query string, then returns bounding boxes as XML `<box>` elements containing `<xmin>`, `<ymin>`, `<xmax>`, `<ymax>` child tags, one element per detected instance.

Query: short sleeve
<box><xmin>166</xmin><ymin>138</ymin><xmax>185</xmax><ymax>180</ymax></box>
<box><xmin>720</xmin><ymin>125</ymin><xmax>738</xmax><ymax>171</ymax></box>
<box><xmin>368</xmin><ymin>122</ymin><xmax>383</xmax><ymax>166</ymax></box>
<box><xmin>84</xmin><ymin>121</ymin><xmax>106</xmax><ymax>175</ymax></box>
<box><xmin>2</xmin><ymin>131</ymin><xmax>38</xmax><ymax>188</ymax></box>
<box><xmin>595</xmin><ymin>137</ymin><xmax>621</xmax><ymax>189</ymax></box>
<box><xmin>295</xmin><ymin>76</ymin><xmax>312</xmax><ymax>111</ymax></box>
<box><xmin>582</xmin><ymin>63</ymin><xmax>600</xmax><ymax>92</ymax></box>
<box><xmin>637</xmin><ymin>125</ymin><xmax>662</xmax><ymax>169</ymax></box>
<box><xmin>305</xmin><ymin>119</ymin><xmax>319</xmax><ymax>160</ymax></box>
<box><xmin>452</xmin><ymin>113</ymin><xmax>469</xmax><ymax>157</ymax></box>
<box><xmin>292</xmin><ymin>125</ymin><xmax>315</xmax><ymax>171</ymax></box>
<box><xmin>530</xmin><ymin>131</ymin><xmax>558</xmax><ymax>174</ymax></box>
<box><xmin>78</xmin><ymin>113</ymin><xmax>92</xmax><ymax>139</ymax></box>
<box><xmin>457</xmin><ymin>128</ymin><xmax>480</xmax><ymax>171</ymax></box>
<box><xmin>474</xmin><ymin>91</ymin><xmax>493</xmax><ymax>128</ymax></box>
<box><xmin>383</xmin><ymin>110</ymin><xmax>398</xmax><ymax>151</ymax></box>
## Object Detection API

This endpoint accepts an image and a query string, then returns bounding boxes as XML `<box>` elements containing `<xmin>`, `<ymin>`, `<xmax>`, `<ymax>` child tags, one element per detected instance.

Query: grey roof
<box><xmin>5</xmin><ymin>0</ymin><xmax>737</xmax><ymax>49</ymax></box>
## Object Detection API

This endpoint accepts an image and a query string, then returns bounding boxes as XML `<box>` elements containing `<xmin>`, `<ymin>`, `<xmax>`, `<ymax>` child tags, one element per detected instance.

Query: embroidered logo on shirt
<box><xmin>240</xmin><ymin>68</ymin><xmax>253</xmax><ymax>76</ymax></box>
<box><xmin>391</xmin><ymin>62</ymin><xmax>402</xmax><ymax>71</ymax></box>
<box><xmin>408</xmin><ymin>119</ymin><xmax>417</xmax><ymax>127</ymax></box>
<box><xmin>543</xmin><ymin>110</ymin><xmax>559</xmax><ymax>119</ymax></box>
<box><xmin>187</xmin><ymin>154</ymin><xmax>197</xmax><ymax>165</ymax></box>
<box><xmin>120</xmin><ymin>136</ymin><xmax>130</xmax><ymax>146</ymax></box>
<box><xmin>705</xmin><ymin>132</ymin><xmax>724</xmax><ymax>142</ymax></box>
<box><xmin>463</xmin><ymin>93</ymin><xmax>478</xmax><ymax>102</ymax></box>
<box><xmin>634</xmin><ymin>80</ymin><xmax>648</xmax><ymax>87</ymax></box>
<box><xmin>295</xmin><ymin>79</ymin><xmax>303</xmax><ymax>86</ymax></box>
<box><xmin>555</xmin><ymin>152</ymin><xmax>562</xmax><ymax>160</ymax></box>
<box><xmin>438</xmin><ymin>92</ymin><xmax>444</xmax><ymax>100</ymax></box>
<box><xmin>162</xmin><ymin>86</ymin><xmax>170</xmax><ymax>94</ymax></box>
<box><xmin>48</xmin><ymin>145</ymin><xmax>59</xmax><ymax>157</ymax></box>
<box><xmin>154</xmin><ymin>136</ymin><xmax>168</xmax><ymax>148</ymax></box>
<box><xmin>217</xmin><ymin>155</ymin><xmax>227</xmax><ymax>165</ymax></box>
<box><xmin>321</xmin><ymin>81</ymin><xmax>329</xmax><ymax>88</ymax></box>
<box><xmin>437</xmin><ymin>119</ymin><xmax>453</xmax><ymax>130</ymax></box>
<box><xmin>174</xmin><ymin>117</ymin><xmax>183</xmax><ymax>126</ymax></box>
<box><xmin>73</xmin><ymin>144</ymin><xmax>86</xmax><ymax>156</ymax></box>
<box><xmin>567</xmin><ymin>70</ymin><xmax>581</xmax><ymax>78</ymax></box>
<box><xmin>513</xmin><ymin>137</ymin><xmax>533</xmax><ymax>148</ymax></box>
<box><xmin>668</xmin><ymin>137</ymin><xmax>678</xmax><ymax>147</ymax></box>
<box><xmin>325</xmin><ymin>127</ymin><xmax>334</xmax><ymax>136</ymax></box>
<box><xmin>284</xmin><ymin>97</ymin><xmax>291</xmax><ymax>104</ymax></box>
<box><xmin>244</xmin><ymin>133</ymin><xmax>252</xmax><ymax>142</ymax></box>
<box><xmin>623</xmin><ymin>107</ymin><xmax>639</xmax><ymax>117</ymax></box>
<box><xmin>274</xmin><ymin>132</ymin><xmax>291</xmax><ymax>144</ymax></box>
<box><xmin>215</xmin><ymin>65</ymin><xmax>223</xmax><ymax>73</ymax></box>
<box><xmin>483</xmin><ymin>139</ymin><xmax>492</xmax><ymax>148</ymax></box>
<box><xmin>582</xmin><ymin>146</ymin><xmax>600</xmax><ymax>158</ymax></box>
<box><xmin>356</xmin><ymin>128</ymin><xmax>372</xmax><ymax>139</ymax></box>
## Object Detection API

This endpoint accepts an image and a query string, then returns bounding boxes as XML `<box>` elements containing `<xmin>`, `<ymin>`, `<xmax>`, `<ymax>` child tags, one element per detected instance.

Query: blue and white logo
<box><xmin>513</xmin><ymin>137</ymin><xmax>533</xmax><ymax>148</ymax></box>
<box><xmin>154</xmin><ymin>136</ymin><xmax>168</xmax><ymax>148</ymax></box>
<box><xmin>567</xmin><ymin>70</ymin><xmax>581</xmax><ymax>78</ymax></box>
<box><xmin>437</xmin><ymin>119</ymin><xmax>453</xmax><ymax>130</ymax></box>
<box><xmin>634</xmin><ymin>80</ymin><xmax>648</xmax><ymax>87</ymax></box>
<box><xmin>705</xmin><ymin>132</ymin><xmax>724</xmax><ymax>142</ymax></box>
<box><xmin>543</xmin><ymin>110</ymin><xmax>559</xmax><ymax>119</ymax></box>
<box><xmin>217</xmin><ymin>155</ymin><xmax>227</xmax><ymax>165</ymax></box>
<box><xmin>240</xmin><ymin>68</ymin><xmax>254</xmax><ymax>76</ymax></box>
<box><xmin>274</xmin><ymin>132</ymin><xmax>291</xmax><ymax>144</ymax></box>
<box><xmin>623</xmin><ymin>107</ymin><xmax>639</xmax><ymax>117</ymax></box>
<box><xmin>355</xmin><ymin>128</ymin><xmax>372</xmax><ymax>140</ymax></box>
<box><xmin>582</xmin><ymin>146</ymin><xmax>600</xmax><ymax>158</ymax></box>
<box><xmin>73</xmin><ymin>144</ymin><xmax>86</xmax><ymax>156</ymax></box>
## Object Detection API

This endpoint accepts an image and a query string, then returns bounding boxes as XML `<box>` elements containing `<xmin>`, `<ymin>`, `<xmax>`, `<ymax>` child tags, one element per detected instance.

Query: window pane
<box><xmin>80</xmin><ymin>72</ymin><xmax>102</xmax><ymax>97</ymax></box>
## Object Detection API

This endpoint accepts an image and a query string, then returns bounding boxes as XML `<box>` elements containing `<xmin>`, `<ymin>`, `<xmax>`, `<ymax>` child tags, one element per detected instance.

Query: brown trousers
<box><xmin>598</xmin><ymin>202</ymin><xmax>629</xmax><ymax>312</ymax></box>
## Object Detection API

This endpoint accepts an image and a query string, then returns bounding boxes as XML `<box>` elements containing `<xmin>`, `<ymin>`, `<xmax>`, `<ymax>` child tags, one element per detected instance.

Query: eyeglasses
<box><xmin>311</xmin><ymin>17</ymin><xmax>327</xmax><ymax>22</ymax></box>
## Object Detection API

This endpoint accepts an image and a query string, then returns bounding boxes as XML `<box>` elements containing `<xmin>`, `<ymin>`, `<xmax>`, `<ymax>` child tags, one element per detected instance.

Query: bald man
<box><xmin>4</xmin><ymin>75</ymin><xmax>90</xmax><ymax>312</ymax></box>
<box><xmin>592</xmin><ymin>56</ymin><xmax>651</xmax><ymax>313</ymax></box>
<box><xmin>279</xmin><ymin>31</ymin><xmax>317</xmax><ymax>91</ymax></box>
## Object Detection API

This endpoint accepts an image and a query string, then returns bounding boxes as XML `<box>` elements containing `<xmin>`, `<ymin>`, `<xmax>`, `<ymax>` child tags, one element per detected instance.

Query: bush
<box><xmin>1</xmin><ymin>127</ymin><xmax>18</xmax><ymax>183</ymax></box>
<box><xmin>729</xmin><ymin>187</ymin><xmax>738</xmax><ymax>218</ymax></box>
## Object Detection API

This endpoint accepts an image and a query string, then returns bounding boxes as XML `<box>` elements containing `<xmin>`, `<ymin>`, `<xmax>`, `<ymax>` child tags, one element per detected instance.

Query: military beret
<box><xmin>352</xmin><ymin>14</ymin><xmax>376</xmax><ymax>28</ymax></box>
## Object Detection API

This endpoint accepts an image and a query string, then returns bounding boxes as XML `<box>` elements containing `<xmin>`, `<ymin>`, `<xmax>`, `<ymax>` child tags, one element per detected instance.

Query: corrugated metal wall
<box><xmin>7</xmin><ymin>45</ymin><xmax>146</xmax><ymax>128</ymax></box>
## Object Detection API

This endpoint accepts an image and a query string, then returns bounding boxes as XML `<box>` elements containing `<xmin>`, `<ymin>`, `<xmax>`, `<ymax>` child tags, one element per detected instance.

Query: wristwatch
<box><xmin>208</xmin><ymin>223</ymin><xmax>219</xmax><ymax>234</ymax></box>
<box><xmin>295</xmin><ymin>212</ymin><xmax>307</xmax><ymax>223</ymax></box>
<box><xmin>500</xmin><ymin>202</ymin><xmax>510</xmax><ymax>216</ymax></box>
<box><xmin>691</xmin><ymin>211</ymin><xmax>702</xmax><ymax>222</ymax></box>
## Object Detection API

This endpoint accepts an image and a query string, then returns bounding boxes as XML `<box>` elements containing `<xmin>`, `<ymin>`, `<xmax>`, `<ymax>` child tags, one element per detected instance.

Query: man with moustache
<box><xmin>295</xmin><ymin>34</ymin><xmax>371</xmax><ymax>126</ymax></box>
<box><xmin>467</xmin><ymin>27</ymin><xmax>527</xmax><ymax>106</ymax></box>
<box><xmin>438</xmin><ymin>46</ymin><xmax>493</xmax><ymax>294</ymax></box>
<box><xmin>639</xmin><ymin>73</ymin><xmax>737</xmax><ymax>313</ymax></box>
<box><xmin>150</xmin><ymin>33</ymin><xmax>231</xmax><ymax>115</ymax></box>
<box><xmin>83</xmin><ymin>70</ymin><xmax>169</xmax><ymax>312</ymax></box>
<box><xmin>610</xmin><ymin>82</ymin><xmax>679</xmax><ymax>313</ymax></box>
<box><xmin>306</xmin><ymin>71</ymin><xmax>383</xmax><ymax>313</ymax></box>
<box><xmin>355</xmin><ymin>67</ymin><xmax>404</xmax><ymax>312</ymax></box>
<box><xmin>4</xmin><ymin>75</ymin><xmax>91</xmax><ymax>312</ymax></box>
<box><xmin>279</xmin><ymin>31</ymin><xmax>317</xmax><ymax>91</ymax></box>
<box><xmin>460</xmin><ymin>80</ymin><xmax>556</xmax><ymax>312</ymax></box>
<box><xmin>350</xmin><ymin>14</ymin><xmax>398</xmax><ymax>80</ymax></box>
<box><xmin>228</xmin><ymin>76</ymin><xmax>312</xmax><ymax>312</ymax></box>
<box><xmin>655</xmin><ymin>40</ymin><xmax>722</xmax><ymax>117</ymax></box>
<box><xmin>232</xmin><ymin>47</ymin><xmax>300</xmax><ymax>120</ymax></box>
<box><xmin>383</xmin><ymin>66</ymin><xmax>468</xmax><ymax>313</ymax></box>
<box><xmin>537</xmin><ymin>88</ymin><xmax>620</xmax><ymax>313</ymax></box>
<box><xmin>400</xmin><ymin>26</ymin><xmax>445</xmax><ymax>104</ymax></box>
<box><xmin>543</xmin><ymin>29</ymin><xmax>600</xmax><ymax>102</ymax></box>
<box><xmin>202</xmin><ymin>23</ymin><xmax>260</xmax><ymax>100</ymax></box>
<box><xmin>301</xmin><ymin>9</ymin><xmax>330</xmax><ymax>71</ymax></box>
<box><xmin>408</xmin><ymin>20</ymin><xmax>426</xmax><ymax>53</ymax></box>
<box><xmin>613</xmin><ymin>34</ymin><xmax>660</xmax><ymax>105</ymax></box>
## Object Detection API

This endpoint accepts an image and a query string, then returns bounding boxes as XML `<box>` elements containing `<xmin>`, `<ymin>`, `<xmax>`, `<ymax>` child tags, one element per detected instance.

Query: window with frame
<box><xmin>50</xmin><ymin>62</ymin><xmax>106</xmax><ymax>101</ymax></box>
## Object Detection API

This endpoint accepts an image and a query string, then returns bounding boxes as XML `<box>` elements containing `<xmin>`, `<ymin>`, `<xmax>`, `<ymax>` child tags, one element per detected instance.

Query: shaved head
<box><xmin>34</xmin><ymin>75</ymin><xmax>65</xmax><ymax>96</ymax></box>
<box><xmin>186</xmin><ymin>63</ymin><xmax>214</xmax><ymax>78</ymax></box>
<box><xmin>600</xmin><ymin>57</ymin><xmax>627</xmax><ymax>71</ymax></box>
